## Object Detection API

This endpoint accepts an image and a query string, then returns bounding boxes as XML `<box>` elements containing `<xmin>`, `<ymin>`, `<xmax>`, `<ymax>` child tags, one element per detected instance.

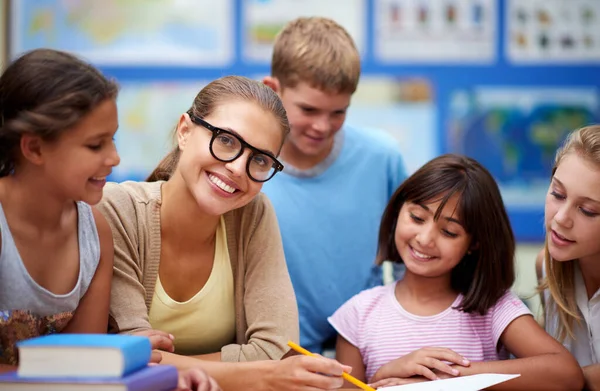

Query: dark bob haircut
<box><xmin>377</xmin><ymin>153</ymin><xmax>515</xmax><ymax>315</ymax></box>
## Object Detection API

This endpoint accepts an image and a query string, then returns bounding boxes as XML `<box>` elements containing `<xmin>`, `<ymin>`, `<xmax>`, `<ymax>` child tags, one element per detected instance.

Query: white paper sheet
<box><xmin>380</xmin><ymin>373</ymin><xmax>520</xmax><ymax>391</ymax></box>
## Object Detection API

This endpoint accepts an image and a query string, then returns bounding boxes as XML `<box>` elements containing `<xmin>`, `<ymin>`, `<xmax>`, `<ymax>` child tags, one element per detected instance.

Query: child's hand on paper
<box><xmin>370</xmin><ymin>369</ymin><xmax>460</xmax><ymax>388</ymax></box>
<box><xmin>131</xmin><ymin>329</ymin><xmax>175</xmax><ymax>363</ymax></box>
<box><xmin>176</xmin><ymin>368</ymin><xmax>221</xmax><ymax>391</ymax></box>
<box><xmin>372</xmin><ymin>347</ymin><xmax>470</xmax><ymax>382</ymax></box>
<box><xmin>370</xmin><ymin>370</ymin><xmax>459</xmax><ymax>389</ymax></box>
<box><xmin>370</xmin><ymin>376</ymin><xmax>428</xmax><ymax>389</ymax></box>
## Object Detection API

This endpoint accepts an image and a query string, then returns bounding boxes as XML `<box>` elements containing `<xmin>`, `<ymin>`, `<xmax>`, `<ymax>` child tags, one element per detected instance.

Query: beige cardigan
<box><xmin>97</xmin><ymin>180</ymin><xmax>299</xmax><ymax>362</ymax></box>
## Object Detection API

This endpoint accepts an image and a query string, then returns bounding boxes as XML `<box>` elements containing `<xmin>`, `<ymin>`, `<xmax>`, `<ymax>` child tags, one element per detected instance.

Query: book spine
<box><xmin>122</xmin><ymin>339</ymin><xmax>152</xmax><ymax>376</ymax></box>
<box><xmin>129</xmin><ymin>366</ymin><xmax>178</xmax><ymax>391</ymax></box>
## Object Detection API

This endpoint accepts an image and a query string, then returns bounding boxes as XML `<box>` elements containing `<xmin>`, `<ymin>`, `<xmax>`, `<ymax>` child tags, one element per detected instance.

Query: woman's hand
<box><xmin>176</xmin><ymin>368</ymin><xmax>221</xmax><ymax>391</ymax></box>
<box><xmin>372</xmin><ymin>347</ymin><xmax>469</xmax><ymax>382</ymax></box>
<box><xmin>262</xmin><ymin>354</ymin><xmax>352</xmax><ymax>390</ymax></box>
<box><xmin>131</xmin><ymin>329</ymin><xmax>175</xmax><ymax>363</ymax></box>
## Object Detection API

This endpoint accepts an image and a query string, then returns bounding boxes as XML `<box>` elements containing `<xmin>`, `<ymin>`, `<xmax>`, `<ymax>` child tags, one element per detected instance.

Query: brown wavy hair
<box><xmin>0</xmin><ymin>49</ymin><xmax>119</xmax><ymax>177</ymax></box>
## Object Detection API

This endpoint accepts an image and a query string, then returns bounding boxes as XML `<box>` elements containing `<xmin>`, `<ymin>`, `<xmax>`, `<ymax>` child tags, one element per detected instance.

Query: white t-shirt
<box><xmin>545</xmin><ymin>262</ymin><xmax>600</xmax><ymax>366</ymax></box>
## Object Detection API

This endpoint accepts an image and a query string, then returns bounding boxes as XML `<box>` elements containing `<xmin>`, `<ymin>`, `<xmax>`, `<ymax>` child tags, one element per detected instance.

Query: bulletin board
<box><xmin>8</xmin><ymin>0</ymin><xmax>600</xmax><ymax>242</ymax></box>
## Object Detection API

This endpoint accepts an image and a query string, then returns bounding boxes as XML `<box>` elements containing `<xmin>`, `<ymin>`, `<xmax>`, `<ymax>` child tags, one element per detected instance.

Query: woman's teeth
<box><xmin>209</xmin><ymin>174</ymin><xmax>235</xmax><ymax>194</ymax></box>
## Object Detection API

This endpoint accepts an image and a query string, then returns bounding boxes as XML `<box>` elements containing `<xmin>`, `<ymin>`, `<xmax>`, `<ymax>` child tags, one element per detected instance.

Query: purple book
<box><xmin>0</xmin><ymin>365</ymin><xmax>178</xmax><ymax>391</ymax></box>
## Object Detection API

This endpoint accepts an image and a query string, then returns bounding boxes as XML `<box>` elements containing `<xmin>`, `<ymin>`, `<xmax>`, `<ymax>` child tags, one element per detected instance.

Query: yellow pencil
<box><xmin>287</xmin><ymin>340</ymin><xmax>376</xmax><ymax>391</ymax></box>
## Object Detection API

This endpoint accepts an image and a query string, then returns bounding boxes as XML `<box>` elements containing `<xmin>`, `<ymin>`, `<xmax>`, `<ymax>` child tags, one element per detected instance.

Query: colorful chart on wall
<box><xmin>10</xmin><ymin>0</ymin><xmax>234</xmax><ymax>66</ymax></box>
<box><xmin>506</xmin><ymin>0</ymin><xmax>600</xmax><ymax>64</ymax></box>
<box><xmin>110</xmin><ymin>81</ymin><xmax>208</xmax><ymax>183</ymax></box>
<box><xmin>243</xmin><ymin>0</ymin><xmax>365</xmax><ymax>63</ymax></box>
<box><xmin>346</xmin><ymin>76</ymin><xmax>437</xmax><ymax>174</ymax></box>
<box><xmin>448</xmin><ymin>87</ymin><xmax>599</xmax><ymax>209</ymax></box>
<box><xmin>374</xmin><ymin>0</ymin><xmax>497</xmax><ymax>63</ymax></box>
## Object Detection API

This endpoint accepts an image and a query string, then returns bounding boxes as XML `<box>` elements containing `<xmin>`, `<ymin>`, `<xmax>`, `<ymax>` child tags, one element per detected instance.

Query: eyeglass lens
<box><xmin>211</xmin><ymin>132</ymin><xmax>277</xmax><ymax>181</ymax></box>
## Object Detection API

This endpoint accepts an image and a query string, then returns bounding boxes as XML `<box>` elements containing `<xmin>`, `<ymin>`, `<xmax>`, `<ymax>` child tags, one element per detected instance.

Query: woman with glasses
<box><xmin>97</xmin><ymin>76</ymin><xmax>351</xmax><ymax>390</ymax></box>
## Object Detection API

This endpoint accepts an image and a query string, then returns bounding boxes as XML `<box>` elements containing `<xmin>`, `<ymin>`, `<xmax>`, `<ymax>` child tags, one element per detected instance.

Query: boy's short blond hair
<box><xmin>271</xmin><ymin>17</ymin><xmax>361</xmax><ymax>94</ymax></box>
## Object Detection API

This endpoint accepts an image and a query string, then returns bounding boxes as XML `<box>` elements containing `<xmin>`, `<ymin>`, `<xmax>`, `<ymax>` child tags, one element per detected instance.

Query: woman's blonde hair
<box><xmin>540</xmin><ymin>124</ymin><xmax>600</xmax><ymax>341</ymax></box>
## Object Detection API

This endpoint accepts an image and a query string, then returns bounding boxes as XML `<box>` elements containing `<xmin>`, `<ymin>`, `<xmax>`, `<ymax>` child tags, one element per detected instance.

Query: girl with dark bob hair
<box><xmin>329</xmin><ymin>154</ymin><xmax>583</xmax><ymax>390</ymax></box>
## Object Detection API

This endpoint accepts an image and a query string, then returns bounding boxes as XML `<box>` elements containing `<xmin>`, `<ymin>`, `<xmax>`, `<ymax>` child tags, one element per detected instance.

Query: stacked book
<box><xmin>0</xmin><ymin>334</ymin><xmax>178</xmax><ymax>390</ymax></box>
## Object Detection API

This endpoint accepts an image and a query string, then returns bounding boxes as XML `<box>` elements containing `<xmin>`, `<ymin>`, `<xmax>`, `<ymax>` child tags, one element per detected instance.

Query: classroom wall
<box><xmin>514</xmin><ymin>244</ymin><xmax>542</xmax><ymax>316</ymax></box>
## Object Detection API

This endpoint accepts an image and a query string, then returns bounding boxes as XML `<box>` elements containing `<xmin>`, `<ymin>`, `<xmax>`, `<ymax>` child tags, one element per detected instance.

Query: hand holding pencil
<box><xmin>274</xmin><ymin>348</ymin><xmax>352</xmax><ymax>390</ymax></box>
<box><xmin>287</xmin><ymin>341</ymin><xmax>376</xmax><ymax>391</ymax></box>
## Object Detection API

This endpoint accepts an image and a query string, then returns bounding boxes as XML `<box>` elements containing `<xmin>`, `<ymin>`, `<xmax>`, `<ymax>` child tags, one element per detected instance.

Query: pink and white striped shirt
<box><xmin>328</xmin><ymin>282</ymin><xmax>531</xmax><ymax>382</ymax></box>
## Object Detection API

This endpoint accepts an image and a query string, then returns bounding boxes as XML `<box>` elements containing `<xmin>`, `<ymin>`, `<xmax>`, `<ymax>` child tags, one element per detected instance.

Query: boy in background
<box><xmin>262</xmin><ymin>17</ymin><xmax>406</xmax><ymax>354</ymax></box>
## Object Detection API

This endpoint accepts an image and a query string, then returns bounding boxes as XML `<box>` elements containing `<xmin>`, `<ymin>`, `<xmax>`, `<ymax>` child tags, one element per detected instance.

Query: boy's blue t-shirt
<box><xmin>262</xmin><ymin>125</ymin><xmax>406</xmax><ymax>353</ymax></box>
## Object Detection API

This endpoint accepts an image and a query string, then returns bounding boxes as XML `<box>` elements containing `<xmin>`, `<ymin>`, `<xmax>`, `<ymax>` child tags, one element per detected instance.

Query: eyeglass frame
<box><xmin>187</xmin><ymin>110</ymin><xmax>284</xmax><ymax>183</ymax></box>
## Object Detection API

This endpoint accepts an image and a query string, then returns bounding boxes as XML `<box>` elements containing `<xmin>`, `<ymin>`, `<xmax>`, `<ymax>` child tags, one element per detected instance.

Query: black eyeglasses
<box><xmin>187</xmin><ymin>111</ymin><xmax>284</xmax><ymax>183</ymax></box>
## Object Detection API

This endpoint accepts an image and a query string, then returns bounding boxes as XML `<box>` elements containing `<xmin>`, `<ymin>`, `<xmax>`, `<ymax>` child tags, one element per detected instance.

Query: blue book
<box><xmin>0</xmin><ymin>365</ymin><xmax>178</xmax><ymax>391</ymax></box>
<box><xmin>17</xmin><ymin>334</ymin><xmax>151</xmax><ymax>378</ymax></box>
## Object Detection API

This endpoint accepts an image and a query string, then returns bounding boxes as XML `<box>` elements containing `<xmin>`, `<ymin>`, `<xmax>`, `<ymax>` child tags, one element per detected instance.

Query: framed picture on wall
<box><xmin>9</xmin><ymin>0</ymin><xmax>235</xmax><ymax>67</ymax></box>
<box><xmin>506</xmin><ymin>0</ymin><xmax>600</xmax><ymax>64</ymax></box>
<box><xmin>242</xmin><ymin>0</ymin><xmax>366</xmax><ymax>63</ymax></box>
<box><xmin>374</xmin><ymin>0</ymin><xmax>497</xmax><ymax>64</ymax></box>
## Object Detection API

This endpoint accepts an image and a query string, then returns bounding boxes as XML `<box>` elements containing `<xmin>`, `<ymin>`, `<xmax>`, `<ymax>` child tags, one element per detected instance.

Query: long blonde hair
<box><xmin>540</xmin><ymin>124</ymin><xmax>600</xmax><ymax>341</ymax></box>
